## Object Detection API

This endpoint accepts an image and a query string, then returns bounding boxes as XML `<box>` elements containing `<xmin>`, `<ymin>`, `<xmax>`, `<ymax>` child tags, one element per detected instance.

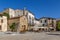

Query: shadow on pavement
<box><xmin>48</xmin><ymin>33</ymin><xmax>60</xmax><ymax>36</ymax></box>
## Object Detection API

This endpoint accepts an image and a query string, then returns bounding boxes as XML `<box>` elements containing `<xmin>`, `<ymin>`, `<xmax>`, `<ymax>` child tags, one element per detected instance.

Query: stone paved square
<box><xmin>0</xmin><ymin>32</ymin><xmax>60</xmax><ymax>40</ymax></box>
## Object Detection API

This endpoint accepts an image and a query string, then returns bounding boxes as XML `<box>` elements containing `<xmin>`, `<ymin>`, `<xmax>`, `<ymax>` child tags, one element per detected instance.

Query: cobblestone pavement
<box><xmin>0</xmin><ymin>32</ymin><xmax>60</xmax><ymax>40</ymax></box>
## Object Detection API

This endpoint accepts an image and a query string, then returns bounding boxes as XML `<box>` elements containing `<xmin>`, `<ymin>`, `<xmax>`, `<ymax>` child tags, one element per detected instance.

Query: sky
<box><xmin>0</xmin><ymin>0</ymin><xmax>60</xmax><ymax>19</ymax></box>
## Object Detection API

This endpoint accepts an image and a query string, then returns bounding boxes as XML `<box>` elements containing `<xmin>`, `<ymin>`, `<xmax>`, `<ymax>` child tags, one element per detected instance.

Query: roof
<box><xmin>39</xmin><ymin>17</ymin><xmax>56</xmax><ymax>20</ymax></box>
<box><xmin>35</xmin><ymin>18</ymin><xmax>39</xmax><ymax>21</ymax></box>
<box><xmin>8</xmin><ymin>15</ymin><xmax>26</xmax><ymax>20</ymax></box>
<box><xmin>8</xmin><ymin>16</ymin><xmax>20</xmax><ymax>20</ymax></box>
<box><xmin>56</xmin><ymin>19</ymin><xmax>60</xmax><ymax>22</ymax></box>
<box><xmin>4</xmin><ymin>8</ymin><xmax>35</xmax><ymax>16</ymax></box>
<box><xmin>26</xmin><ymin>10</ymin><xmax>35</xmax><ymax>16</ymax></box>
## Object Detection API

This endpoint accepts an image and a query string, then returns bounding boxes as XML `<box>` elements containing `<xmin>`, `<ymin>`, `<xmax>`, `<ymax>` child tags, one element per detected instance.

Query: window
<box><xmin>42</xmin><ymin>24</ymin><xmax>45</xmax><ymax>26</ymax></box>
<box><xmin>1</xmin><ymin>19</ymin><xmax>3</xmax><ymax>23</ymax></box>
<box><xmin>29</xmin><ymin>16</ymin><xmax>31</xmax><ymax>20</ymax></box>
<box><xmin>0</xmin><ymin>25</ymin><xmax>1</xmax><ymax>30</ymax></box>
<box><xmin>52</xmin><ymin>20</ymin><xmax>54</xmax><ymax>23</ymax></box>
<box><xmin>40</xmin><ymin>20</ymin><xmax>42</xmax><ymax>23</ymax></box>
<box><xmin>11</xmin><ymin>15</ymin><xmax>13</xmax><ymax>17</ymax></box>
<box><xmin>32</xmin><ymin>18</ymin><xmax>34</xmax><ymax>25</ymax></box>
<box><xmin>45</xmin><ymin>20</ymin><xmax>47</xmax><ymax>23</ymax></box>
<box><xmin>18</xmin><ymin>15</ymin><xmax>20</xmax><ymax>16</ymax></box>
<box><xmin>26</xmin><ymin>12</ymin><xmax>28</xmax><ymax>17</ymax></box>
<box><xmin>52</xmin><ymin>20</ymin><xmax>54</xmax><ymax>27</ymax></box>
<box><xmin>29</xmin><ymin>16</ymin><xmax>31</xmax><ymax>24</ymax></box>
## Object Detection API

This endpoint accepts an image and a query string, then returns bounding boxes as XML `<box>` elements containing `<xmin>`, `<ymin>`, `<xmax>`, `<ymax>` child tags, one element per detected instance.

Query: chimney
<box><xmin>23</xmin><ymin>7</ymin><xmax>26</xmax><ymax>15</ymax></box>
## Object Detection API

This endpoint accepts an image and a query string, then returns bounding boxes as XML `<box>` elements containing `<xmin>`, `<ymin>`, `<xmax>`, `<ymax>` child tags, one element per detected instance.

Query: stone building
<box><xmin>0</xmin><ymin>14</ymin><xmax>7</xmax><ymax>32</ymax></box>
<box><xmin>3</xmin><ymin>8</ymin><xmax>35</xmax><ymax>30</ymax></box>
<box><xmin>39</xmin><ymin>17</ymin><xmax>56</xmax><ymax>31</ymax></box>
<box><xmin>3</xmin><ymin>8</ymin><xmax>15</xmax><ymax>18</ymax></box>
<box><xmin>8</xmin><ymin>15</ymin><xmax>28</xmax><ymax>32</ymax></box>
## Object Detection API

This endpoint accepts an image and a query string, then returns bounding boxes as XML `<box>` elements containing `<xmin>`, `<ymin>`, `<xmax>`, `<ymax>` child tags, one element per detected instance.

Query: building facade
<box><xmin>0</xmin><ymin>16</ymin><xmax>7</xmax><ymax>32</ymax></box>
<box><xmin>39</xmin><ymin>17</ymin><xmax>56</xmax><ymax>31</ymax></box>
<box><xmin>3</xmin><ymin>8</ymin><xmax>35</xmax><ymax>26</ymax></box>
<box><xmin>34</xmin><ymin>18</ymin><xmax>40</xmax><ymax>27</ymax></box>
<box><xmin>14</xmin><ymin>9</ymin><xmax>23</xmax><ymax>17</ymax></box>
<box><xmin>24</xmin><ymin>10</ymin><xmax>35</xmax><ymax>26</ymax></box>
<box><xmin>3</xmin><ymin>8</ymin><xmax>15</xmax><ymax>18</ymax></box>
<box><xmin>3</xmin><ymin>8</ymin><xmax>35</xmax><ymax>31</ymax></box>
<box><xmin>8</xmin><ymin>15</ymin><xmax>28</xmax><ymax>32</ymax></box>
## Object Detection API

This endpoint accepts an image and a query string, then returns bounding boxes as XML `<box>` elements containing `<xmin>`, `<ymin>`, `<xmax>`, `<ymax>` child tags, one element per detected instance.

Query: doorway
<box><xmin>22</xmin><ymin>25</ymin><xmax>26</xmax><ymax>32</ymax></box>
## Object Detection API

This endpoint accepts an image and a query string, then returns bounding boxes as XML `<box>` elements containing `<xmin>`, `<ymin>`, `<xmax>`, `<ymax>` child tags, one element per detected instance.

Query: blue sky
<box><xmin>0</xmin><ymin>0</ymin><xmax>60</xmax><ymax>19</ymax></box>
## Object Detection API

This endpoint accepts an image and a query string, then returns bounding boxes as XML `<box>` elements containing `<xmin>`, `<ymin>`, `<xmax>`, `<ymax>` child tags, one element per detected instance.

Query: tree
<box><xmin>10</xmin><ymin>23</ymin><xmax>16</xmax><ymax>32</ymax></box>
<box><xmin>3</xmin><ymin>12</ymin><xmax>10</xmax><ymax>19</ymax></box>
<box><xmin>57</xmin><ymin>22</ymin><xmax>60</xmax><ymax>31</ymax></box>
